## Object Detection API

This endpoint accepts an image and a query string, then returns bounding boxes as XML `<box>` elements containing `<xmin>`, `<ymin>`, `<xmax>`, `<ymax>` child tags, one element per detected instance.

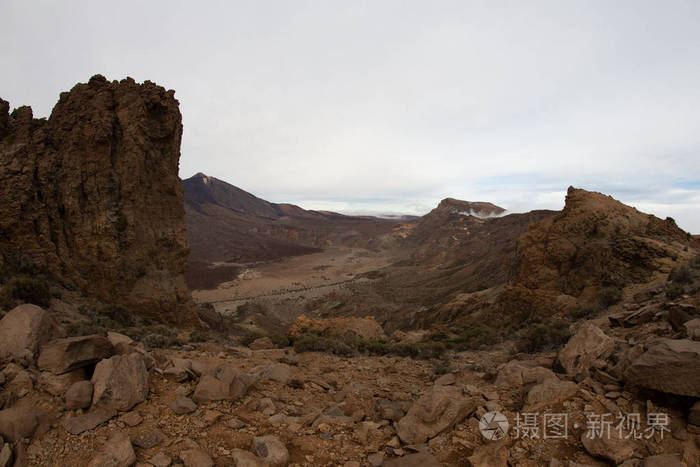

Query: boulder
<box><xmin>260</xmin><ymin>363</ymin><xmax>292</xmax><ymax>385</ymax></box>
<box><xmin>180</xmin><ymin>448</ymin><xmax>213</xmax><ymax>467</ymax></box>
<box><xmin>192</xmin><ymin>364</ymin><xmax>255</xmax><ymax>403</ymax></box>
<box><xmin>0</xmin><ymin>443</ymin><xmax>11</xmax><ymax>467</ymax></box>
<box><xmin>64</xmin><ymin>380</ymin><xmax>93</xmax><ymax>409</ymax></box>
<box><xmin>170</xmin><ymin>396</ymin><xmax>197</xmax><ymax>415</ymax></box>
<box><xmin>163</xmin><ymin>358</ymin><xmax>196</xmax><ymax>382</ymax></box>
<box><xmin>684</xmin><ymin>319</ymin><xmax>700</xmax><ymax>340</ymax></box>
<box><xmin>494</xmin><ymin>361</ymin><xmax>556</xmax><ymax>387</ymax></box>
<box><xmin>131</xmin><ymin>429</ymin><xmax>164</xmax><ymax>449</ymax></box>
<box><xmin>467</xmin><ymin>442</ymin><xmax>509</xmax><ymax>467</ymax></box>
<box><xmin>288</xmin><ymin>314</ymin><xmax>387</xmax><ymax>340</ymax></box>
<box><xmin>149</xmin><ymin>453</ymin><xmax>172</xmax><ymax>467</ymax></box>
<box><xmin>87</xmin><ymin>431</ymin><xmax>136</xmax><ymax>467</ymax></box>
<box><xmin>643</xmin><ymin>454</ymin><xmax>684</xmax><ymax>467</ymax></box>
<box><xmin>38</xmin><ymin>335</ymin><xmax>113</xmax><ymax>374</ymax></box>
<box><xmin>396</xmin><ymin>385</ymin><xmax>481</xmax><ymax>444</ymax></box>
<box><xmin>525</xmin><ymin>378</ymin><xmax>578</xmax><ymax>408</ymax></box>
<box><xmin>624</xmin><ymin>339</ymin><xmax>700</xmax><ymax>397</ymax></box>
<box><xmin>0</xmin><ymin>304</ymin><xmax>54</xmax><ymax>362</ymax></box>
<box><xmin>251</xmin><ymin>435</ymin><xmax>289</xmax><ymax>466</ymax></box>
<box><xmin>229</xmin><ymin>449</ymin><xmax>267</xmax><ymax>467</ymax></box>
<box><xmin>689</xmin><ymin>401</ymin><xmax>700</xmax><ymax>426</ymax></box>
<box><xmin>107</xmin><ymin>332</ymin><xmax>134</xmax><ymax>348</ymax></box>
<box><xmin>558</xmin><ymin>323</ymin><xmax>614</xmax><ymax>377</ymax></box>
<box><xmin>61</xmin><ymin>408</ymin><xmax>116</xmax><ymax>435</ymax></box>
<box><xmin>92</xmin><ymin>353</ymin><xmax>149</xmax><ymax>411</ymax></box>
<box><xmin>249</xmin><ymin>337</ymin><xmax>275</xmax><ymax>350</ymax></box>
<box><xmin>581</xmin><ymin>431</ymin><xmax>635</xmax><ymax>464</ymax></box>
<box><xmin>38</xmin><ymin>368</ymin><xmax>86</xmax><ymax>396</ymax></box>
<box><xmin>0</xmin><ymin>407</ymin><xmax>49</xmax><ymax>442</ymax></box>
<box><xmin>7</xmin><ymin>370</ymin><xmax>33</xmax><ymax>398</ymax></box>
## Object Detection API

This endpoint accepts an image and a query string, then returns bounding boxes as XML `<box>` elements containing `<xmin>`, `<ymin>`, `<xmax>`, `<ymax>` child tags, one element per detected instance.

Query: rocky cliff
<box><xmin>515</xmin><ymin>186</ymin><xmax>692</xmax><ymax>300</ymax></box>
<box><xmin>0</xmin><ymin>75</ymin><xmax>191</xmax><ymax>321</ymax></box>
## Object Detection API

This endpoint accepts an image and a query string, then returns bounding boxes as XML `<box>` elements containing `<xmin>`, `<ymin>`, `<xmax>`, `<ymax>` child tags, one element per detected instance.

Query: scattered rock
<box><xmin>7</xmin><ymin>370</ymin><xmax>33</xmax><ymax>398</ymax></box>
<box><xmin>61</xmin><ymin>408</ymin><xmax>117</xmax><ymax>435</ymax></box>
<box><xmin>149</xmin><ymin>452</ymin><xmax>172</xmax><ymax>467</ymax></box>
<box><xmin>0</xmin><ymin>407</ymin><xmax>49</xmax><ymax>442</ymax></box>
<box><xmin>87</xmin><ymin>431</ymin><xmax>136</xmax><ymax>467</ymax></box>
<box><xmin>434</xmin><ymin>373</ymin><xmax>455</xmax><ymax>386</ymax></box>
<box><xmin>643</xmin><ymin>454</ymin><xmax>684</xmax><ymax>467</ymax></box>
<box><xmin>64</xmin><ymin>380</ymin><xmax>93</xmax><ymax>409</ymax></box>
<box><xmin>558</xmin><ymin>323</ymin><xmax>615</xmax><ymax>377</ymax></box>
<box><xmin>252</xmin><ymin>435</ymin><xmax>289</xmax><ymax>466</ymax></box>
<box><xmin>396</xmin><ymin>385</ymin><xmax>481</xmax><ymax>444</ymax></box>
<box><xmin>0</xmin><ymin>304</ymin><xmax>55</xmax><ymax>362</ymax></box>
<box><xmin>467</xmin><ymin>442</ymin><xmax>509</xmax><ymax>467</ymax></box>
<box><xmin>581</xmin><ymin>431</ymin><xmax>635</xmax><ymax>464</ymax></box>
<box><xmin>180</xmin><ymin>448</ymin><xmax>213</xmax><ymax>467</ymax></box>
<box><xmin>526</xmin><ymin>378</ymin><xmax>578</xmax><ymax>408</ymax></box>
<box><xmin>249</xmin><ymin>337</ymin><xmax>275</xmax><ymax>350</ymax></box>
<box><xmin>494</xmin><ymin>361</ymin><xmax>556</xmax><ymax>387</ymax></box>
<box><xmin>624</xmin><ymin>339</ymin><xmax>700</xmax><ymax>397</ymax></box>
<box><xmin>689</xmin><ymin>401</ymin><xmax>700</xmax><ymax>426</ymax></box>
<box><xmin>193</xmin><ymin>364</ymin><xmax>255</xmax><ymax>403</ymax></box>
<box><xmin>92</xmin><ymin>353</ymin><xmax>149</xmax><ymax>411</ymax></box>
<box><xmin>170</xmin><ymin>396</ymin><xmax>197</xmax><ymax>415</ymax></box>
<box><xmin>229</xmin><ymin>449</ymin><xmax>267</xmax><ymax>467</ymax></box>
<box><xmin>367</xmin><ymin>452</ymin><xmax>384</xmax><ymax>467</ymax></box>
<box><xmin>260</xmin><ymin>363</ymin><xmax>292</xmax><ymax>385</ymax></box>
<box><xmin>132</xmin><ymin>429</ymin><xmax>164</xmax><ymax>449</ymax></box>
<box><xmin>684</xmin><ymin>319</ymin><xmax>700</xmax><ymax>340</ymax></box>
<box><xmin>383</xmin><ymin>451</ymin><xmax>441</xmax><ymax>467</ymax></box>
<box><xmin>119</xmin><ymin>411</ymin><xmax>143</xmax><ymax>427</ymax></box>
<box><xmin>163</xmin><ymin>358</ymin><xmax>196</xmax><ymax>382</ymax></box>
<box><xmin>38</xmin><ymin>335</ymin><xmax>113</xmax><ymax>375</ymax></box>
<box><xmin>38</xmin><ymin>368</ymin><xmax>86</xmax><ymax>397</ymax></box>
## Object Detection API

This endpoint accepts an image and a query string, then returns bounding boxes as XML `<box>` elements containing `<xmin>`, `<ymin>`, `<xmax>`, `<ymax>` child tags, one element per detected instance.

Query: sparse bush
<box><xmin>189</xmin><ymin>329</ymin><xmax>210</xmax><ymax>343</ymax></box>
<box><xmin>239</xmin><ymin>330</ymin><xmax>266</xmax><ymax>347</ymax></box>
<box><xmin>129</xmin><ymin>324</ymin><xmax>178</xmax><ymax>349</ymax></box>
<box><xmin>291</xmin><ymin>331</ymin><xmax>445</xmax><ymax>359</ymax></box>
<box><xmin>598</xmin><ymin>286</ymin><xmax>623</xmax><ymax>307</ymax></box>
<box><xmin>569</xmin><ymin>304</ymin><xmax>602</xmax><ymax>320</ymax></box>
<box><xmin>101</xmin><ymin>304</ymin><xmax>134</xmax><ymax>327</ymax></box>
<box><xmin>0</xmin><ymin>275</ymin><xmax>52</xmax><ymax>308</ymax></box>
<box><xmin>666</xmin><ymin>282</ymin><xmax>685</xmax><ymax>300</ymax></box>
<box><xmin>269</xmin><ymin>333</ymin><xmax>291</xmax><ymax>348</ymax></box>
<box><xmin>517</xmin><ymin>321</ymin><xmax>570</xmax><ymax>354</ymax></box>
<box><xmin>691</xmin><ymin>254</ymin><xmax>700</xmax><ymax>270</ymax></box>
<box><xmin>451</xmin><ymin>324</ymin><xmax>502</xmax><ymax>351</ymax></box>
<box><xmin>669</xmin><ymin>265</ymin><xmax>694</xmax><ymax>285</ymax></box>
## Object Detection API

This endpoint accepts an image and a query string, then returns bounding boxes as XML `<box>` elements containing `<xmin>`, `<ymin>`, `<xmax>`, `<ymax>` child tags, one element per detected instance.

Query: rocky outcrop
<box><xmin>558</xmin><ymin>323</ymin><xmax>615</xmax><ymax>377</ymax></box>
<box><xmin>288</xmin><ymin>315</ymin><xmax>387</xmax><ymax>340</ymax></box>
<box><xmin>0</xmin><ymin>76</ymin><xmax>192</xmax><ymax>322</ymax></box>
<box><xmin>516</xmin><ymin>187</ymin><xmax>689</xmax><ymax>298</ymax></box>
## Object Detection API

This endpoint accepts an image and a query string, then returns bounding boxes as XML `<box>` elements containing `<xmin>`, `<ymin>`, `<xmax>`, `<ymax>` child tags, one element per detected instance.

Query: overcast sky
<box><xmin>3</xmin><ymin>1</ymin><xmax>700</xmax><ymax>231</ymax></box>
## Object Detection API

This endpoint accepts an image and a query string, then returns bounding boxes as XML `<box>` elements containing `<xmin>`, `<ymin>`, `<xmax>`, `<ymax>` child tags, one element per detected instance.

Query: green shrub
<box><xmin>569</xmin><ymin>304</ymin><xmax>603</xmax><ymax>320</ymax></box>
<box><xmin>517</xmin><ymin>321</ymin><xmax>570</xmax><ymax>354</ymax></box>
<box><xmin>666</xmin><ymin>282</ymin><xmax>685</xmax><ymax>300</ymax></box>
<box><xmin>239</xmin><ymin>330</ymin><xmax>266</xmax><ymax>347</ymax></box>
<box><xmin>598</xmin><ymin>286</ymin><xmax>623</xmax><ymax>307</ymax></box>
<box><xmin>100</xmin><ymin>304</ymin><xmax>134</xmax><ymax>327</ymax></box>
<box><xmin>450</xmin><ymin>324</ymin><xmax>502</xmax><ymax>351</ymax></box>
<box><xmin>0</xmin><ymin>275</ymin><xmax>51</xmax><ymax>308</ymax></box>
<box><xmin>669</xmin><ymin>265</ymin><xmax>694</xmax><ymax>285</ymax></box>
<box><xmin>189</xmin><ymin>329</ymin><xmax>210</xmax><ymax>343</ymax></box>
<box><xmin>291</xmin><ymin>331</ymin><xmax>446</xmax><ymax>359</ymax></box>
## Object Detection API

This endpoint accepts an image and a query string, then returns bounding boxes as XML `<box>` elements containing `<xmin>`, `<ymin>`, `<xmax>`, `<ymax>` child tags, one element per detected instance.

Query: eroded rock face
<box><xmin>0</xmin><ymin>76</ymin><xmax>192</xmax><ymax>322</ymax></box>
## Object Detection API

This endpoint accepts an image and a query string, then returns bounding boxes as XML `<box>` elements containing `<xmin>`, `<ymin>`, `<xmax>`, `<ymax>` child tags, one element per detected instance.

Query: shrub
<box><xmin>239</xmin><ymin>330</ymin><xmax>266</xmax><ymax>347</ymax></box>
<box><xmin>517</xmin><ymin>321</ymin><xmax>570</xmax><ymax>354</ymax></box>
<box><xmin>100</xmin><ymin>304</ymin><xmax>134</xmax><ymax>327</ymax></box>
<box><xmin>189</xmin><ymin>329</ymin><xmax>210</xmax><ymax>343</ymax></box>
<box><xmin>451</xmin><ymin>324</ymin><xmax>502</xmax><ymax>351</ymax></box>
<box><xmin>291</xmin><ymin>331</ymin><xmax>446</xmax><ymax>359</ymax></box>
<box><xmin>569</xmin><ymin>304</ymin><xmax>603</xmax><ymax>320</ymax></box>
<box><xmin>0</xmin><ymin>275</ymin><xmax>51</xmax><ymax>308</ymax></box>
<box><xmin>666</xmin><ymin>282</ymin><xmax>685</xmax><ymax>300</ymax></box>
<box><xmin>669</xmin><ymin>265</ymin><xmax>694</xmax><ymax>285</ymax></box>
<box><xmin>598</xmin><ymin>286</ymin><xmax>623</xmax><ymax>307</ymax></box>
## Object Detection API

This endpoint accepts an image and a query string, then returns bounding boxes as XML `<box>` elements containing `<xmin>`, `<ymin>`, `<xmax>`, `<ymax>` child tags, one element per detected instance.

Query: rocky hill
<box><xmin>0</xmin><ymin>75</ymin><xmax>192</xmax><ymax>322</ymax></box>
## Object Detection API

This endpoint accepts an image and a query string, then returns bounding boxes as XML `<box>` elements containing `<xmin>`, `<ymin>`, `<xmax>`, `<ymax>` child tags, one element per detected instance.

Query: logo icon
<box><xmin>479</xmin><ymin>411</ymin><xmax>509</xmax><ymax>440</ymax></box>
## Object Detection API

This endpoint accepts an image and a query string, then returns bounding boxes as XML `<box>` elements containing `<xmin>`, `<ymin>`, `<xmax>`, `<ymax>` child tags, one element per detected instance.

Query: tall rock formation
<box><xmin>0</xmin><ymin>75</ymin><xmax>192</xmax><ymax>321</ymax></box>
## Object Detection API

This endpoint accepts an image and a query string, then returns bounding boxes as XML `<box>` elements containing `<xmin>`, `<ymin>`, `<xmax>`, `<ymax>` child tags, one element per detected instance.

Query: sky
<box><xmin>3</xmin><ymin>1</ymin><xmax>700</xmax><ymax>232</ymax></box>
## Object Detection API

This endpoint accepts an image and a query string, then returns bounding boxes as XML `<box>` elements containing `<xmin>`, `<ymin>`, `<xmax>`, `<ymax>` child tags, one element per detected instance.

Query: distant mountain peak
<box><xmin>436</xmin><ymin>198</ymin><xmax>506</xmax><ymax>218</ymax></box>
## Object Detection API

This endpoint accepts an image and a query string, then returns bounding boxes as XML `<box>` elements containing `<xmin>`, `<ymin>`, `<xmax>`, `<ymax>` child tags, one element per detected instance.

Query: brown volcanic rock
<box><xmin>516</xmin><ymin>187</ymin><xmax>689</xmax><ymax>297</ymax></box>
<box><xmin>0</xmin><ymin>304</ymin><xmax>55</xmax><ymax>362</ymax></box>
<box><xmin>0</xmin><ymin>76</ymin><xmax>192</xmax><ymax>321</ymax></box>
<box><xmin>624</xmin><ymin>338</ymin><xmax>700</xmax><ymax>397</ymax></box>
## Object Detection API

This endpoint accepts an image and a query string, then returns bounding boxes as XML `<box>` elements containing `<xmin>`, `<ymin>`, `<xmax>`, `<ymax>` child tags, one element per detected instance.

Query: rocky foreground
<box><xmin>1</xmin><ymin>276</ymin><xmax>700</xmax><ymax>467</ymax></box>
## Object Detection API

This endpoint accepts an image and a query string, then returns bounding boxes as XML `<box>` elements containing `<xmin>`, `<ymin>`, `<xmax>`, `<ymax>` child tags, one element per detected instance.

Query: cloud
<box><xmin>2</xmin><ymin>0</ymin><xmax>699</xmax><ymax>232</ymax></box>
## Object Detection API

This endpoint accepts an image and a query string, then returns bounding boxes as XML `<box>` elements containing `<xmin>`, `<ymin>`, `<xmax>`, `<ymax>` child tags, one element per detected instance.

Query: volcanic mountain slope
<box><xmin>305</xmin><ymin>188</ymin><xmax>697</xmax><ymax>332</ymax></box>
<box><xmin>0</xmin><ymin>75</ymin><xmax>192</xmax><ymax>322</ymax></box>
<box><xmin>184</xmin><ymin>173</ymin><xmax>407</xmax><ymax>288</ymax></box>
